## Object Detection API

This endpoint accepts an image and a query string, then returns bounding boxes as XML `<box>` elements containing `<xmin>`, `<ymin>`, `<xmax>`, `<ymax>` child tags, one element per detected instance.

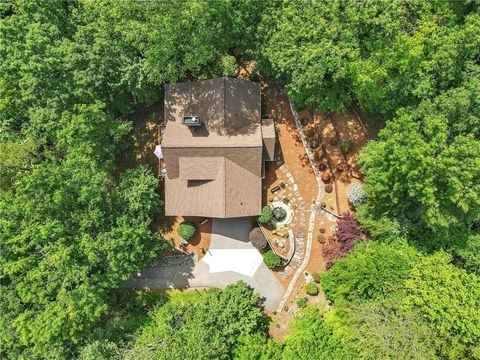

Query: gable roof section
<box><xmin>162</xmin><ymin>78</ymin><xmax>262</xmax><ymax>148</ymax></box>
<box><xmin>162</xmin><ymin>78</ymin><xmax>264</xmax><ymax>218</ymax></box>
<box><xmin>179</xmin><ymin>156</ymin><xmax>222</xmax><ymax>180</ymax></box>
<box><xmin>164</xmin><ymin>156</ymin><xmax>261</xmax><ymax>218</ymax></box>
<box><xmin>262</xmin><ymin>118</ymin><xmax>276</xmax><ymax>161</ymax></box>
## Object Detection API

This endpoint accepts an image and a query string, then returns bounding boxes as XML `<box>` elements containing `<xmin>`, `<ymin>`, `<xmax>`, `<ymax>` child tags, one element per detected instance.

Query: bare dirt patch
<box><xmin>161</xmin><ymin>216</ymin><xmax>212</xmax><ymax>261</ymax></box>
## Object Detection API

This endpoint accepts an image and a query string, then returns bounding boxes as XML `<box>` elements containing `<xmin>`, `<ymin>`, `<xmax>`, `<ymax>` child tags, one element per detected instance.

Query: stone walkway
<box><xmin>276</xmin><ymin>99</ymin><xmax>325</xmax><ymax>313</ymax></box>
<box><xmin>277</xmin><ymin>164</ymin><xmax>307</xmax><ymax>280</ymax></box>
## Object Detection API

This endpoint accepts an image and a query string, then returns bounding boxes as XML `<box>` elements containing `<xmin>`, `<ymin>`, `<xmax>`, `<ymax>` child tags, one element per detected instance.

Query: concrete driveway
<box><xmin>124</xmin><ymin>217</ymin><xmax>285</xmax><ymax>311</ymax></box>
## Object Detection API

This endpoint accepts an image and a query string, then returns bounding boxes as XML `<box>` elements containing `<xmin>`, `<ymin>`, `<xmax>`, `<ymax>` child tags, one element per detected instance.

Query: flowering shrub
<box><xmin>347</xmin><ymin>183</ymin><xmax>367</xmax><ymax>207</ymax></box>
<box><xmin>337</xmin><ymin>212</ymin><xmax>363</xmax><ymax>253</ymax></box>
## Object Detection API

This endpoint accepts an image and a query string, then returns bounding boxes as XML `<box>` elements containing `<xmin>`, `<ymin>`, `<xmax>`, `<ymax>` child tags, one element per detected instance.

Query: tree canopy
<box><xmin>2</xmin><ymin>0</ymin><xmax>480</xmax><ymax>358</ymax></box>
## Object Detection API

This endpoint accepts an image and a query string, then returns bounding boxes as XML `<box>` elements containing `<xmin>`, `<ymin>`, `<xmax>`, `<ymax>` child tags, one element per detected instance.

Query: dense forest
<box><xmin>0</xmin><ymin>0</ymin><xmax>479</xmax><ymax>359</ymax></box>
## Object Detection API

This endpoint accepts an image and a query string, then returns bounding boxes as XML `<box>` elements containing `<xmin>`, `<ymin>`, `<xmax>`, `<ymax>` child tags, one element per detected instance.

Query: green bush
<box><xmin>340</xmin><ymin>139</ymin><xmax>354</xmax><ymax>154</ymax></box>
<box><xmin>297</xmin><ymin>297</ymin><xmax>307</xmax><ymax>308</ymax></box>
<box><xmin>263</xmin><ymin>250</ymin><xmax>282</xmax><ymax>269</ymax></box>
<box><xmin>177</xmin><ymin>221</ymin><xmax>197</xmax><ymax>241</ymax></box>
<box><xmin>305</xmin><ymin>283</ymin><xmax>319</xmax><ymax>296</ymax></box>
<box><xmin>312</xmin><ymin>273</ymin><xmax>322</xmax><ymax>283</ymax></box>
<box><xmin>258</xmin><ymin>205</ymin><xmax>273</xmax><ymax>224</ymax></box>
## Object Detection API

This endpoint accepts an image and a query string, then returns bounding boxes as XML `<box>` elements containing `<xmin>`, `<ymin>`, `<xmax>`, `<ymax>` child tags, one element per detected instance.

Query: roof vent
<box><xmin>183</xmin><ymin>115</ymin><xmax>202</xmax><ymax>127</ymax></box>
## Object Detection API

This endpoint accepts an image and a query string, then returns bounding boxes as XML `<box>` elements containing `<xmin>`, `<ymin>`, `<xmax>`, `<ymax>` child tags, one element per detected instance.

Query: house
<box><xmin>162</xmin><ymin>77</ymin><xmax>275</xmax><ymax>218</ymax></box>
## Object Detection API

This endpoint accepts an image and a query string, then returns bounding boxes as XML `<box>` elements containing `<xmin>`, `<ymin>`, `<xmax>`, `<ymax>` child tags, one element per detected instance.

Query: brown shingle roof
<box><xmin>164</xmin><ymin>157</ymin><xmax>261</xmax><ymax>218</ymax></box>
<box><xmin>163</xmin><ymin>78</ymin><xmax>262</xmax><ymax>148</ymax></box>
<box><xmin>162</xmin><ymin>78</ymin><xmax>265</xmax><ymax>218</ymax></box>
<box><xmin>179</xmin><ymin>157</ymin><xmax>222</xmax><ymax>180</ymax></box>
<box><xmin>262</xmin><ymin>119</ymin><xmax>276</xmax><ymax>161</ymax></box>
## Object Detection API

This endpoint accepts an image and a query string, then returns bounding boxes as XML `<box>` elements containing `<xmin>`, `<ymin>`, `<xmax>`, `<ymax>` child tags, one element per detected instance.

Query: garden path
<box><xmin>275</xmin><ymin>100</ymin><xmax>324</xmax><ymax>313</ymax></box>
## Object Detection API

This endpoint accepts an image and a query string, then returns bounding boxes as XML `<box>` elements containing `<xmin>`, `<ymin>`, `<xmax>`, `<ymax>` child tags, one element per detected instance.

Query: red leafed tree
<box><xmin>322</xmin><ymin>240</ymin><xmax>344</xmax><ymax>269</ymax></box>
<box><xmin>322</xmin><ymin>213</ymin><xmax>363</xmax><ymax>269</ymax></box>
<box><xmin>336</xmin><ymin>212</ymin><xmax>363</xmax><ymax>253</ymax></box>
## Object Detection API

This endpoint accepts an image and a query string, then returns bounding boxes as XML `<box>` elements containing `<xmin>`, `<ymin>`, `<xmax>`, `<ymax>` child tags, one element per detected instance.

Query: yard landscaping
<box><xmin>257</xmin><ymin>79</ymin><xmax>372</xmax><ymax>339</ymax></box>
<box><xmin>161</xmin><ymin>216</ymin><xmax>212</xmax><ymax>261</ymax></box>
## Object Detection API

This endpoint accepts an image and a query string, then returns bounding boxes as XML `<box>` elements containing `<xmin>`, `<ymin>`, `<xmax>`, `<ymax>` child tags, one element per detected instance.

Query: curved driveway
<box><xmin>124</xmin><ymin>217</ymin><xmax>285</xmax><ymax>311</ymax></box>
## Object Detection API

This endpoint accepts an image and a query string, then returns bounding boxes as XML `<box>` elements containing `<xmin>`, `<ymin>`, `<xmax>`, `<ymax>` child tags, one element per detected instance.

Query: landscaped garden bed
<box><xmin>161</xmin><ymin>215</ymin><xmax>212</xmax><ymax>261</ymax></box>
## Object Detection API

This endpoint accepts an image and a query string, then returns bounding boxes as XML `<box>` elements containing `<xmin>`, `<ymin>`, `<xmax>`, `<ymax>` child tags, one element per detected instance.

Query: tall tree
<box><xmin>358</xmin><ymin>105</ymin><xmax>480</xmax><ymax>247</ymax></box>
<box><xmin>126</xmin><ymin>282</ymin><xmax>267</xmax><ymax>360</ymax></box>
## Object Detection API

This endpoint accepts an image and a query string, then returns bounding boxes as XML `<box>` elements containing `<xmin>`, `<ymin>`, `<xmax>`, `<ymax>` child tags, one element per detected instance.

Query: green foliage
<box><xmin>305</xmin><ymin>283</ymin><xmax>319</xmax><ymax>296</ymax></box>
<box><xmin>0</xmin><ymin>137</ymin><xmax>37</xmax><ymax>193</ymax></box>
<box><xmin>358</xmin><ymin>107</ymin><xmax>480</xmax><ymax>248</ymax></box>
<box><xmin>126</xmin><ymin>281</ymin><xmax>267</xmax><ymax>360</ymax></box>
<box><xmin>296</xmin><ymin>297</ymin><xmax>307</xmax><ymax>308</ymax></box>
<box><xmin>177</xmin><ymin>221</ymin><xmax>197</xmax><ymax>241</ymax></box>
<box><xmin>312</xmin><ymin>272</ymin><xmax>321</xmax><ymax>283</ymax></box>
<box><xmin>340</xmin><ymin>139</ymin><xmax>354</xmax><ymax>154</ymax></box>
<box><xmin>322</xmin><ymin>239</ymin><xmax>480</xmax><ymax>359</ymax></box>
<box><xmin>259</xmin><ymin>0</ymin><xmax>358</xmax><ymax>112</ymax></box>
<box><xmin>455</xmin><ymin>234</ymin><xmax>480</xmax><ymax>276</ymax></box>
<box><xmin>263</xmin><ymin>250</ymin><xmax>282</xmax><ymax>269</ymax></box>
<box><xmin>281</xmin><ymin>307</ymin><xmax>359</xmax><ymax>360</ymax></box>
<box><xmin>78</xmin><ymin>340</ymin><xmax>119</xmax><ymax>360</ymax></box>
<box><xmin>404</xmin><ymin>252</ymin><xmax>480</xmax><ymax>346</ymax></box>
<box><xmin>0</xmin><ymin>162</ymin><xmax>166</xmax><ymax>356</ymax></box>
<box><xmin>321</xmin><ymin>241</ymin><xmax>417</xmax><ymax>302</ymax></box>
<box><xmin>355</xmin><ymin>203</ymin><xmax>407</xmax><ymax>243</ymax></box>
<box><xmin>2</xmin><ymin>0</ymin><xmax>480</xmax><ymax>358</ymax></box>
<box><xmin>258</xmin><ymin>205</ymin><xmax>273</xmax><ymax>224</ymax></box>
<box><xmin>233</xmin><ymin>333</ymin><xmax>283</xmax><ymax>360</ymax></box>
<box><xmin>340</xmin><ymin>299</ymin><xmax>438</xmax><ymax>360</ymax></box>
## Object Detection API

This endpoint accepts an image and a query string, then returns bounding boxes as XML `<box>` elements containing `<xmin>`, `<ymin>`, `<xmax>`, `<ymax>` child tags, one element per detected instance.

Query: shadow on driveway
<box><xmin>124</xmin><ymin>218</ymin><xmax>285</xmax><ymax>310</ymax></box>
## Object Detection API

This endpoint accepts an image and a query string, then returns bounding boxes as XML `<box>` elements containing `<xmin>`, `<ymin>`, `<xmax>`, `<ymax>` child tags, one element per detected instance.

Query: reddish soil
<box><xmin>262</xmin><ymin>83</ymin><xmax>319</xmax><ymax>290</ymax></box>
<box><xmin>331</xmin><ymin>112</ymin><xmax>368</xmax><ymax>178</ymax></box>
<box><xmin>161</xmin><ymin>216</ymin><xmax>212</xmax><ymax>261</ymax></box>
<box><xmin>265</xmin><ymin>96</ymin><xmax>368</xmax><ymax>339</ymax></box>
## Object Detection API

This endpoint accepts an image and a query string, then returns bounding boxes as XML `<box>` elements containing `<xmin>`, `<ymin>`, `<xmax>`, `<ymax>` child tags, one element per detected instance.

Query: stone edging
<box><xmin>276</xmin><ymin>100</ymin><xmax>325</xmax><ymax>313</ymax></box>
<box><xmin>286</xmin><ymin>229</ymin><xmax>296</xmax><ymax>263</ymax></box>
<box><xmin>256</xmin><ymin>219</ymin><xmax>288</xmax><ymax>261</ymax></box>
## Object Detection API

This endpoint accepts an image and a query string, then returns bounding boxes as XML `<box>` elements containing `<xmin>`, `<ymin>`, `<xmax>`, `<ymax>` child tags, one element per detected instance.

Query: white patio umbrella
<box><xmin>154</xmin><ymin>145</ymin><xmax>163</xmax><ymax>159</ymax></box>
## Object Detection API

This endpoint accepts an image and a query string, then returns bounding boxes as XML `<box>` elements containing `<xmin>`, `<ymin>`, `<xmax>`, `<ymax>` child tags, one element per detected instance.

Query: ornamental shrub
<box><xmin>263</xmin><ymin>250</ymin><xmax>282</xmax><ymax>268</ymax></box>
<box><xmin>340</xmin><ymin>139</ymin><xmax>354</xmax><ymax>154</ymax></box>
<box><xmin>312</xmin><ymin>273</ymin><xmax>322</xmax><ymax>283</ymax></box>
<box><xmin>297</xmin><ymin>297</ymin><xmax>307</xmax><ymax>308</ymax></box>
<box><xmin>258</xmin><ymin>205</ymin><xmax>273</xmax><ymax>224</ymax></box>
<box><xmin>347</xmin><ymin>183</ymin><xmax>367</xmax><ymax>207</ymax></box>
<box><xmin>336</xmin><ymin>213</ymin><xmax>363</xmax><ymax>253</ymax></box>
<box><xmin>305</xmin><ymin>283</ymin><xmax>319</xmax><ymax>296</ymax></box>
<box><xmin>249</xmin><ymin>227</ymin><xmax>268</xmax><ymax>250</ymax></box>
<box><xmin>322</xmin><ymin>240</ymin><xmax>344</xmax><ymax>269</ymax></box>
<box><xmin>177</xmin><ymin>221</ymin><xmax>197</xmax><ymax>241</ymax></box>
